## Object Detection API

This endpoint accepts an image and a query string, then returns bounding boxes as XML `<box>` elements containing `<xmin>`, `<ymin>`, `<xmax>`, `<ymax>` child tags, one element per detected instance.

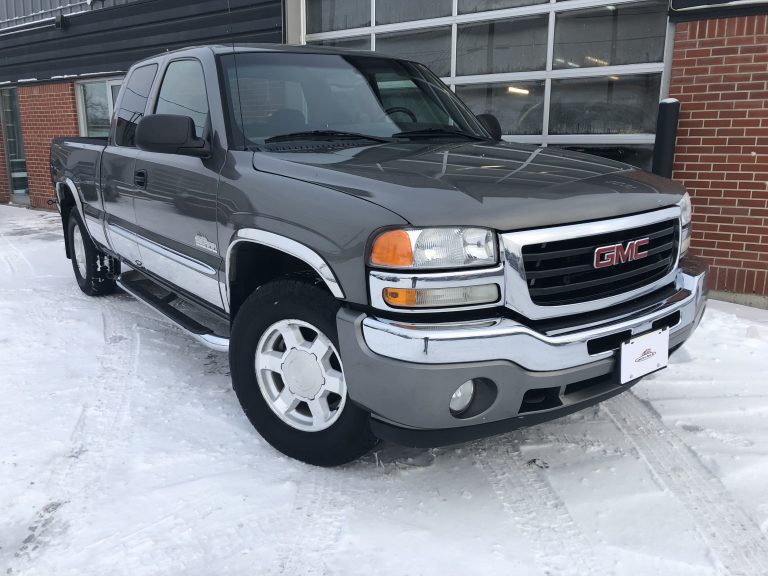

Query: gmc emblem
<box><xmin>594</xmin><ymin>238</ymin><xmax>650</xmax><ymax>269</ymax></box>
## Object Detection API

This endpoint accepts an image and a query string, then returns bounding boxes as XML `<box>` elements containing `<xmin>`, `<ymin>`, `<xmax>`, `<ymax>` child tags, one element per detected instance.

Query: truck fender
<box><xmin>55</xmin><ymin>178</ymin><xmax>86</xmax><ymax>259</ymax></box>
<box><xmin>224</xmin><ymin>229</ymin><xmax>346</xmax><ymax>313</ymax></box>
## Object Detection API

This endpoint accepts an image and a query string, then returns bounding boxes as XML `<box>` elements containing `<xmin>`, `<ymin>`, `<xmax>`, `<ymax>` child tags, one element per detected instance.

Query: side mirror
<box><xmin>135</xmin><ymin>114</ymin><xmax>210</xmax><ymax>158</ymax></box>
<box><xmin>477</xmin><ymin>113</ymin><xmax>502</xmax><ymax>141</ymax></box>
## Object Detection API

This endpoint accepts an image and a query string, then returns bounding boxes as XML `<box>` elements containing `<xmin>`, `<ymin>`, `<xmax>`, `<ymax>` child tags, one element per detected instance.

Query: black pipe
<box><xmin>652</xmin><ymin>98</ymin><xmax>681</xmax><ymax>179</ymax></box>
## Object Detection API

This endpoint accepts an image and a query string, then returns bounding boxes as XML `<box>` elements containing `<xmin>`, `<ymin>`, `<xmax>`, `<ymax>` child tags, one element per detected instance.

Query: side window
<box><xmin>155</xmin><ymin>59</ymin><xmax>210</xmax><ymax>137</ymax></box>
<box><xmin>114</xmin><ymin>64</ymin><xmax>158</xmax><ymax>147</ymax></box>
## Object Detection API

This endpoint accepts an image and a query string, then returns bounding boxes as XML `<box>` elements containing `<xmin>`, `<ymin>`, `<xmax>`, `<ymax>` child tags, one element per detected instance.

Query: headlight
<box><xmin>369</xmin><ymin>227</ymin><xmax>497</xmax><ymax>270</ymax></box>
<box><xmin>679</xmin><ymin>192</ymin><xmax>692</xmax><ymax>227</ymax></box>
<box><xmin>678</xmin><ymin>192</ymin><xmax>692</xmax><ymax>255</ymax></box>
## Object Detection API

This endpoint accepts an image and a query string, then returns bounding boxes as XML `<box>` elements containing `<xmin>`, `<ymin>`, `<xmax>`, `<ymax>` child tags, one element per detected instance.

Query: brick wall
<box><xmin>0</xmin><ymin>119</ymin><xmax>8</xmax><ymax>204</ymax></box>
<box><xmin>16</xmin><ymin>82</ymin><xmax>79</xmax><ymax>209</ymax></box>
<box><xmin>670</xmin><ymin>16</ymin><xmax>768</xmax><ymax>296</ymax></box>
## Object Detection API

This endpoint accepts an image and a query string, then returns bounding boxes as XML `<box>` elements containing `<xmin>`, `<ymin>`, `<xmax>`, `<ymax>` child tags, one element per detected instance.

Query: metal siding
<box><xmin>0</xmin><ymin>0</ymin><xmax>283</xmax><ymax>83</ymax></box>
<box><xmin>0</xmin><ymin>0</ymin><xmax>142</xmax><ymax>30</ymax></box>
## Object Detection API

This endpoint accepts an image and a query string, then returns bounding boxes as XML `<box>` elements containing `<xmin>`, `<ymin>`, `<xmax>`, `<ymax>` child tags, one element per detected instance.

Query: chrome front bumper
<box><xmin>337</xmin><ymin>256</ymin><xmax>707</xmax><ymax>440</ymax></box>
<box><xmin>362</xmin><ymin>258</ymin><xmax>707</xmax><ymax>371</ymax></box>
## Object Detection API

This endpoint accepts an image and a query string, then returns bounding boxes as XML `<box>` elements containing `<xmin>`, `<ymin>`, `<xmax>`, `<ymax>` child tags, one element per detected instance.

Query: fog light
<box><xmin>450</xmin><ymin>380</ymin><xmax>475</xmax><ymax>416</ymax></box>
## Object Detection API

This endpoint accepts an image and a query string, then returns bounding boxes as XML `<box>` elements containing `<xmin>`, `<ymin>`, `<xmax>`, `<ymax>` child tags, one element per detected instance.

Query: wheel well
<box><xmin>57</xmin><ymin>183</ymin><xmax>77</xmax><ymax>259</ymax></box>
<box><xmin>228</xmin><ymin>242</ymin><xmax>330</xmax><ymax>321</ymax></box>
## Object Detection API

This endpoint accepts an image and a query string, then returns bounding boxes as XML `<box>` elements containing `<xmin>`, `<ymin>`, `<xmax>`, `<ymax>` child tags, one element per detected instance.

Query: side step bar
<box><xmin>117</xmin><ymin>271</ymin><xmax>230</xmax><ymax>353</ymax></box>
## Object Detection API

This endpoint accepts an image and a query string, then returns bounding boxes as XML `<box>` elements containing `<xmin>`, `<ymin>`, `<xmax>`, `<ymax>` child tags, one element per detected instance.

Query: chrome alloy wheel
<box><xmin>255</xmin><ymin>319</ymin><xmax>347</xmax><ymax>432</ymax></box>
<box><xmin>72</xmin><ymin>225</ymin><xmax>87</xmax><ymax>278</ymax></box>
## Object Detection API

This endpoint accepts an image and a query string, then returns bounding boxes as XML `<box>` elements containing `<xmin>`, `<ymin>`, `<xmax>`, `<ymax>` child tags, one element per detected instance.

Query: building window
<box><xmin>304</xmin><ymin>0</ymin><xmax>670</xmax><ymax>168</ymax></box>
<box><xmin>0</xmin><ymin>89</ymin><xmax>28</xmax><ymax>205</ymax></box>
<box><xmin>76</xmin><ymin>78</ymin><xmax>123</xmax><ymax>138</ymax></box>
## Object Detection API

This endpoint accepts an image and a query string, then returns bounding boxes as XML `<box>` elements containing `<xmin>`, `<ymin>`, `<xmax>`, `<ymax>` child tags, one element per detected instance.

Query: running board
<box><xmin>117</xmin><ymin>270</ymin><xmax>230</xmax><ymax>353</ymax></box>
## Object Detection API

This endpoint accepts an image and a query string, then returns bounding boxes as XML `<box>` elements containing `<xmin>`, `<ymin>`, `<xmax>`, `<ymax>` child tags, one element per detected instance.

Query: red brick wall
<box><xmin>670</xmin><ymin>16</ymin><xmax>768</xmax><ymax>296</ymax></box>
<box><xmin>0</xmin><ymin>119</ymin><xmax>8</xmax><ymax>204</ymax></box>
<box><xmin>17</xmin><ymin>82</ymin><xmax>79</xmax><ymax>209</ymax></box>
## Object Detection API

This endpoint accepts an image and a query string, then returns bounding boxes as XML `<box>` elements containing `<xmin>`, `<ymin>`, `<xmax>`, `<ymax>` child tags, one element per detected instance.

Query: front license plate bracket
<box><xmin>619</xmin><ymin>328</ymin><xmax>670</xmax><ymax>384</ymax></box>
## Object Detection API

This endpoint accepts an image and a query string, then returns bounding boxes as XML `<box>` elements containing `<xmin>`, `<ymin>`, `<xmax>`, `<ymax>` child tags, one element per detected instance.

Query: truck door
<box><xmin>132</xmin><ymin>58</ymin><xmax>223</xmax><ymax>310</ymax></box>
<box><xmin>102</xmin><ymin>63</ymin><xmax>159</xmax><ymax>266</ymax></box>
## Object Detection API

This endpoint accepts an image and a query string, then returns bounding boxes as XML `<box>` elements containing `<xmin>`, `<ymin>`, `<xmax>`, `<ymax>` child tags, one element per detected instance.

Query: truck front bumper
<box><xmin>337</xmin><ymin>256</ymin><xmax>708</xmax><ymax>447</ymax></box>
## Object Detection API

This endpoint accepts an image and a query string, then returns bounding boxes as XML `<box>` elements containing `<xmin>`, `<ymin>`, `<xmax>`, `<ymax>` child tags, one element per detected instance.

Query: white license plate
<box><xmin>619</xmin><ymin>328</ymin><xmax>670</xmax><ymax>384</ymax></box>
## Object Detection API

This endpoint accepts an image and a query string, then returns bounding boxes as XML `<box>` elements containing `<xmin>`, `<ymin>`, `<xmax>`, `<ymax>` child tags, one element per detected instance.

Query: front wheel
<box><xmin>230</xmin><ymin>279</ymin><xmax>377</xmax><ymax>466</ymax></box>
<box><xmin>67</xmin><ymin>211</ymin><xmax>119</xmax><ymax>296</ymax></box>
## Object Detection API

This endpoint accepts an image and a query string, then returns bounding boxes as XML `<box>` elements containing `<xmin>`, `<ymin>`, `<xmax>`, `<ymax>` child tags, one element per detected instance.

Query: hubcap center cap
<box><xmin>282</xmin><ymin>350</ymin><xmax>324</xmax><ymax>400</ymax></box>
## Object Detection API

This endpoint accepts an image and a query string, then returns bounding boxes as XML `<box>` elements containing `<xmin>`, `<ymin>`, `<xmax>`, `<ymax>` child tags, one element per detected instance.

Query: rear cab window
<box><xmin>114</xmin><ymin>64</ymin><xmax>158</xmax><ymax>147</ymax></box>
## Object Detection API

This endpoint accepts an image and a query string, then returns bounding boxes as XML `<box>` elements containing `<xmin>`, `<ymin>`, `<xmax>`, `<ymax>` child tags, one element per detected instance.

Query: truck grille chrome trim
<box><xmin>501</xmin><ymin>207</ymin><xmax>683</xmax><ymax>320</ymax></box>
<box><xmin>523</xmin><ymin>218</ymin><xmax>679</xmax><ymax>306</ymax></box>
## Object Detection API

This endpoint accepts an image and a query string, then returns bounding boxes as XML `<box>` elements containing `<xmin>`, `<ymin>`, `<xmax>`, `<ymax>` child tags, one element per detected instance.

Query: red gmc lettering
<box><xmin>594</xmin><ymin>238</ymin><xmax>650</xmax><ymax>269</ymax></box>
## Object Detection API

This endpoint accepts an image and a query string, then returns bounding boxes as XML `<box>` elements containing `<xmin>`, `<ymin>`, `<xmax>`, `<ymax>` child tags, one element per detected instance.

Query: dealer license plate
<box><xmin>619</xmin><ymin>328</ymin><xmax>670</xmax><ymax>384</ymax></box>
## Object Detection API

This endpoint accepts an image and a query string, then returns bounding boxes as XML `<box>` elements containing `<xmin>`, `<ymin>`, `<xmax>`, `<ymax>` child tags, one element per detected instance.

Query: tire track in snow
<box><xmin>277</xmin><ymin>467</ymin><xmax>347</xmax><ymax>576</ymax></box>
<box><xmin>604</xmin><ymin>392</ymin><xmax>768</xmax><ymax>576</ymax></box>
<box><xmin>0</xmin><ymin>233</ymin><xmax>34</xmax><ymax>276</ymax></box>
<box><xmin>473</xmin><ymin>436</ymin><xmax>608</xmax><ymax>576</ymax></box>
<box><xmin>7</xmin><ymin>302</ymin><xmax>139</xmax><ymax>572</ymax></box>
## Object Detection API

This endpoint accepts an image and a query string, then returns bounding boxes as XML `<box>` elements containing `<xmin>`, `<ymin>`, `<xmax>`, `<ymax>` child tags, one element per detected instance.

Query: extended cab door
<box><xmin>132</xmin><ymin>57</ymin><xmax>223</xmax><ymax>309</ymax></box>
<box><xmin>102</xmin><ymin>63</ymin><xmax>159</xmax><ymax>266</ymax></box>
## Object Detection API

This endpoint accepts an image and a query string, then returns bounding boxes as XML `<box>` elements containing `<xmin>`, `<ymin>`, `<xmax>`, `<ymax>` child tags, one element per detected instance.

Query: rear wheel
<box><xmin>67</xmin><ymin>211</ymin><xmax>119</xmax><ymax>296</ymax></box>
<box><xmin>230</xmin><ymin>278</ymin><xmax>377</xmax><ymax>466</ymax></box>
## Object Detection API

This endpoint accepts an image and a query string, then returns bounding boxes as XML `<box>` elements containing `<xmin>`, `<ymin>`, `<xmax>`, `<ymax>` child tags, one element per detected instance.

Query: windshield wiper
<box><xmin>264</xmin><ymin>130</ymin><xmax>392</xmax><ymax>144</ymax></box>
<box><xmin>392</xmin><ymin>128</ymin><xmax>486</xmax><ymax>141</ymax></box>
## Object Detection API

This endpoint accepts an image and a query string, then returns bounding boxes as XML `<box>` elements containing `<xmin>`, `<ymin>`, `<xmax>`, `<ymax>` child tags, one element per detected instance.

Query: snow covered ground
<box><xmin>1</xmin><ymin>204</ymin><xmax>768</xmax><ymax>576</ymax></box>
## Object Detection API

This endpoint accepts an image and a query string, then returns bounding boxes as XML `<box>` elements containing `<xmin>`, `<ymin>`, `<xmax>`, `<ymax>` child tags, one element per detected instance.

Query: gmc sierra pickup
<box><xmin>51</xmin><ymin>45</ymin><xmax>708</xmax><ymax>466</ymax></box>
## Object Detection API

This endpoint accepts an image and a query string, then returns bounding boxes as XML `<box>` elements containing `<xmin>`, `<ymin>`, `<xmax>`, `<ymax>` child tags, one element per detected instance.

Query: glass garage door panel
<box><xmin>459</xmin><ymin>0</ymin><xmax>548</xmax><ymax>12</ymax></box>
<box><xmin>309</xmin><ymin>36</ymin><xmax>372</xmax><ymax>50</ymax></box>
<box><xmin>457</xmin><ymin>15</ymin><xmax>548</xmax><ymax>76</ymax></box>
<box><xmin>376</xmin><ymin>28</ymin><xmax>452</xmax><ymax>77</ymax></box>
<box><xmin>554</xmin><ymin>1</ymin><xmax>667</xmax><ymax>69</ymax></box>
<box><xmin>306</xmin><ymin>0</ymin><xmax>371</xmax><ymax>34</ymax></box>
<box><xmin>377</xmin><ymin>0</ymin><xmax>452</xmax><ymax>25</ymax></box>
<box><xmin>549</xmin><ymin>74</ymin><xmax>662</xmax><ymax>135</ymax></box>
<box><xmin>456</xmin><ymin>81</ymin><xmax>545</xmax><ymax>135</ymax></box>
<box><xmin>1</xmin><ymin>89</ymin><xmax>29</xmax><ymax>206</ymax></box>
<box><xmin>557</xmin><ymin>144</ymin><xmax>654</xmax><ymax>170</ymax></box>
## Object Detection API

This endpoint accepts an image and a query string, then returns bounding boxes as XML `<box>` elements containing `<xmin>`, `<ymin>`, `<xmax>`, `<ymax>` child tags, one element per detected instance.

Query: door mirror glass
<box><xmin>135</xmin><ymin>114</ymin><xmax>210</xmax><ymax>157</ymax></box>
<box><xmin>477</xmin><ymin>113</ymin><xmax>502</xmax><ymax>140</ymax></box>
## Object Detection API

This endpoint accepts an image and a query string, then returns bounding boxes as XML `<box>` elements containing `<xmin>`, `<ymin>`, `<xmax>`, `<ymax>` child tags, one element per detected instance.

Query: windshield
<box><xmin>220</xmin><ymin>51</ymin><xmax>490</xmax><ymax>147</ymax></box>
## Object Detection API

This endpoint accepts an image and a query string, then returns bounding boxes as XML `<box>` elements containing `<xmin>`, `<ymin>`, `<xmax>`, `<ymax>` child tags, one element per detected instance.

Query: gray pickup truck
<box><xmin>51</xmin><ymin>45</ymin><xmax>707</xmax><ymax>466</ymax></box>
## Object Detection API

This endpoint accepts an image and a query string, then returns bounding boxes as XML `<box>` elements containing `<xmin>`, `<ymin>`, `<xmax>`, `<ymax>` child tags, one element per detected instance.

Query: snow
<box><xmin>2</xmin><ymin>204</ymin><xmax>768</xmax><ymax>576</ymax></box>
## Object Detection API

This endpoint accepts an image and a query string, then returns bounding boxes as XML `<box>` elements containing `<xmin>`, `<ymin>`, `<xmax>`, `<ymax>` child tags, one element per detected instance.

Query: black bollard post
<box><xmin>652</xmin><ymin>98</ymin><xmax>681</xmax><ymax>179</ymax></box>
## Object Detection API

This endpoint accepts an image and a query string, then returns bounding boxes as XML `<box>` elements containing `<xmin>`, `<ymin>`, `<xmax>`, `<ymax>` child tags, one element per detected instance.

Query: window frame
<box><xmin>302</xmin><ymin>0</ymin><xmax>674</xmax><ymax>149</ymax></box>
<box><xmin>75</xmin><ymin>76</ymin><xmax>124</xmax><ymax>138</ymax></box>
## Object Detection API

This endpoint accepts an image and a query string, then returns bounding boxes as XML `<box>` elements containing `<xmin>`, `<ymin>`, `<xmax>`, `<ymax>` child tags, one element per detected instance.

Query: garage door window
<box><xmin>304</xmin><ymin>0</ymin><xmax>670</xmax><ymax>168</ymax></box>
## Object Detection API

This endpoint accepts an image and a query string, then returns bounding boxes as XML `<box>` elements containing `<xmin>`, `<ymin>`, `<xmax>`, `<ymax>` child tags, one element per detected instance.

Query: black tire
<box><xmin>230</xmin><ymin>278</ymin><xmax>377</xmax><ymax>466</ymax></box>
<box><xmin>67</xmin><ymin>211</ymin><xmax>119</xmax><ymax>296</ymax></box>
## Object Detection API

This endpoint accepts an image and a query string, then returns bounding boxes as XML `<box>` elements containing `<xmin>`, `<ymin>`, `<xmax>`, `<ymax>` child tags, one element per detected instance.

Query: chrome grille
<box><xmin>522</xmin><ymin>219</ymin><xmax>679</xmax><ymax>306</ymax></box>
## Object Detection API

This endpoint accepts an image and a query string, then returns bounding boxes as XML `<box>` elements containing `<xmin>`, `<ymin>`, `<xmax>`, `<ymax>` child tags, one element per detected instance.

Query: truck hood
<box><xmin>252</xmin><ymin>141</ymin><xmax>685</xmax><ymax>231</ymax></box>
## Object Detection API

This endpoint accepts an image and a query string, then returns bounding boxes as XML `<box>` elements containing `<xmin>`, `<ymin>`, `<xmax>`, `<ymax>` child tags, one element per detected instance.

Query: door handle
<box><xmin>134</xmin><ymin>170</ymin><xmax>147</xmax><ymax>188</ymax></box>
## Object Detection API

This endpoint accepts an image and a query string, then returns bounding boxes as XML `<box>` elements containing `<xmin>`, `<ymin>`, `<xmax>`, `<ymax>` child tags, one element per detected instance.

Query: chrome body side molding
<box><xmin>109</xmin><ymin>224</ymin><xmax>223</xmax><ymax>308</ymax></box>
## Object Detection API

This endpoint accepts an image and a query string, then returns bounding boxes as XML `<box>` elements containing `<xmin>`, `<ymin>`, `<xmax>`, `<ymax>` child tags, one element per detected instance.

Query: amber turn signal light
<box><xmin>382</xmin><ymin>287</ymin><xmax>418</xmax><ymax>307</ymax></box>
<box><xmin>370</xmin><ymin>230</ymin><xmax>413</xmax><ymax>268</ymax></box>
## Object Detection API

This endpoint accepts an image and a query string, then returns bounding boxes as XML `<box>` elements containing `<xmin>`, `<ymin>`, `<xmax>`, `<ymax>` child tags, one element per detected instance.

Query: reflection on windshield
<box><xmin>221</xmin><ymin>52</ymin><xmax>489</xmax><ymax>146</ymax></box>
